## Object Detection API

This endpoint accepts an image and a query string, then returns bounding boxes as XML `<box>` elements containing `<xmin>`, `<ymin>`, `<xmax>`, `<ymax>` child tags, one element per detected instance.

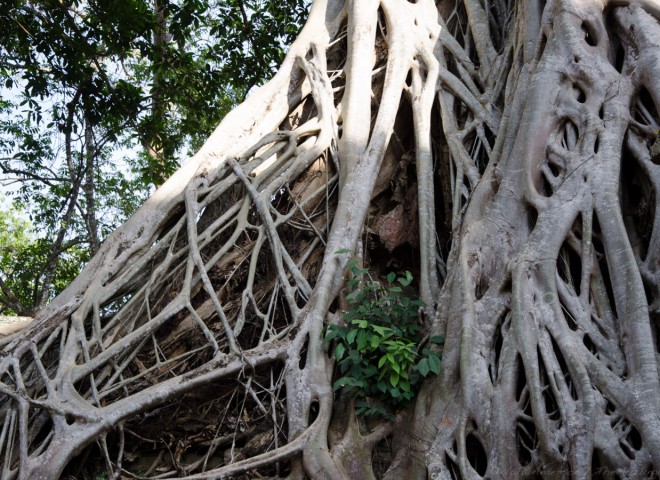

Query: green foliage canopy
<box><xmin>0</xmin><ymin>0</ymin><xmax>309</xmax><ymax>315</ymax></box>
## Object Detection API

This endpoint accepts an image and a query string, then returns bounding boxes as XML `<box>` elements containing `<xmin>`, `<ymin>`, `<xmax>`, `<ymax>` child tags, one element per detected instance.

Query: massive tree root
<box><xmin>1</xmin><ymin>0</ymin><xmax>660</xmax><ymax>478</ymax></box>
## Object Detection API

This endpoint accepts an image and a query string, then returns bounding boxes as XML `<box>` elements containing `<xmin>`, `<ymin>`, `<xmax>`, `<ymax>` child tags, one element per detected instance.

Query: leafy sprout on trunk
<box><xmin>325</xmin><ymin>259</ymin><xmax>443</xmax><ymax>418</ymax></box>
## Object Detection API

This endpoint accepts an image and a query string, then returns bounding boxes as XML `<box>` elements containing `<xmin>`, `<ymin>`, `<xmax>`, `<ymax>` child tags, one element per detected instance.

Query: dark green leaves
<box><xmin>324</xmin><ymin>263</ymin><xmax>444</xmax><ymax>419</ymax></box>
<box><xmin>208</xmin><ymin>0</ymin><xmax>309</xmax><ymax>92</ymax></box>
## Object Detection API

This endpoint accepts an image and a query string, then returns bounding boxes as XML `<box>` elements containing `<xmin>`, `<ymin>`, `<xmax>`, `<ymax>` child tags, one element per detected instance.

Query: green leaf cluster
<box><xmin>324</xmin><ymin>261</ymin><xmax>444</xmax><ymax>418</ymax></box>
<box><xmin>0</xmin><ymin>198</ymin><xmax>88</xmax><ymax>315</ymax></box>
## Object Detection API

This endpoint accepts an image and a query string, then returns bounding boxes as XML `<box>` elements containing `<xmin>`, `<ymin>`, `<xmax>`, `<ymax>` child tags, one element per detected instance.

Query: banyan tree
<box><xmin>2</xmin><ymin>0</ymin><xmax>660</xmax><ymax>478</ymax></box>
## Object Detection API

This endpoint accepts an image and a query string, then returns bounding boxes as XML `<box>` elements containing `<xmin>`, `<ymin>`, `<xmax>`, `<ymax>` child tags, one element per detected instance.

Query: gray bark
<box><xmin>1</xmin><ymin>0</ymin><xmax>659</xmax><ymax>478</ymax></box>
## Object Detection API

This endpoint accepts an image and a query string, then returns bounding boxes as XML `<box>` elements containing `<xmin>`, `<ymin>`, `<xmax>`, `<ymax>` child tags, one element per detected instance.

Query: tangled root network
<box><xmin>2</xmin><ymin>0</ymin><xmax>660</xmax><ymax>478</ymax></box>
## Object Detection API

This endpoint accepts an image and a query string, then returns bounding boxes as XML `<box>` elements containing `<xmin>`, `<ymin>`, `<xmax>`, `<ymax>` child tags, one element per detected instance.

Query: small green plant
<box><xmin>324</xmin><ymin>257</ymin><xmax>444</xmax><ymax>418</ymax></box>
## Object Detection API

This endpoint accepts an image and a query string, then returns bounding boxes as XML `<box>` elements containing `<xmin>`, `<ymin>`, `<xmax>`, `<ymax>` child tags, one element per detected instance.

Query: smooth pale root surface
<box><xmin>0</xmin><ymin>316</ymin><xmax>33</xmax><ymax>336</ymax></box>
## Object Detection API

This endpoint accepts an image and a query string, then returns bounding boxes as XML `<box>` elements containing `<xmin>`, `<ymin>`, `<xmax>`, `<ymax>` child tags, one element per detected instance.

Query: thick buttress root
<box><xmin>1</xmin><ymin>0</ymin><xmax>660</xmax><ymax>479</ymax></box>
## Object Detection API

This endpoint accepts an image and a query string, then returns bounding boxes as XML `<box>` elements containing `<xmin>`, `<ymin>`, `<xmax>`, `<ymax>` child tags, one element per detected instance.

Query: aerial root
<box><xmin>3</xmin><ymin>0</ymin><xmax>660</xmax><ymax>478</ymax></box>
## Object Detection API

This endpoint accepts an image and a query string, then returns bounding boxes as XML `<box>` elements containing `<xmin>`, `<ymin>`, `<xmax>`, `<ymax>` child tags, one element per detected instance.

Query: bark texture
<box><xmin>1</xmin><ymin>0</ymin><xmax>660</xmax><ymax>478</ymax></box>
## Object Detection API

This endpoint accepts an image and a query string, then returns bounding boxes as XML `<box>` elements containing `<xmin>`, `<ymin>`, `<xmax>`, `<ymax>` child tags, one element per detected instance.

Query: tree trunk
<box><xmin>84</xmin><ymin>112</ymin><xmax>101</xmax><ymax>256</ymax></box>
<box><xmin>1</xmin><ymin>0</ymin><xmax>659</xmax><ymax>478</ymax></box>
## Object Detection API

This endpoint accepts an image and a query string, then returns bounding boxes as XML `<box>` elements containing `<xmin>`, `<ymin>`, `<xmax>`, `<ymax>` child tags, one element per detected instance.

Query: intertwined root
<box><xmin>417</xmin><ymin>3</ymin><xmax>660</xmax><ymax>479</ymax></box>
<box><xmin>1</xmin><ymin>1</ymin><xmax>659</xmax><ymax>479</ymax></box>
